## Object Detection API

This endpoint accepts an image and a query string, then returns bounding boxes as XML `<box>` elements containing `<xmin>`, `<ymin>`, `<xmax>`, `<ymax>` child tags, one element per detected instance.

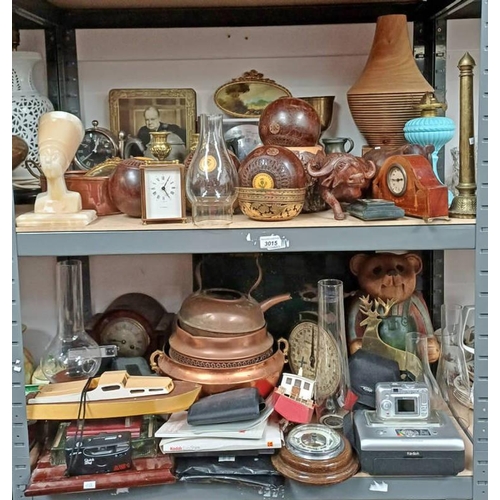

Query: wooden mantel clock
<box><xmin>371</xmin><ymin>154</ymin><xmax>449</xmax><ymax>221</ymax></box>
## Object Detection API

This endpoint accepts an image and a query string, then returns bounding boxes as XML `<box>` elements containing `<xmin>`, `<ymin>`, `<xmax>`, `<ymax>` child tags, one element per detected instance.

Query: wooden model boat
<box><xmin>26</xmin><ymin>371</ymin><xmax>201</xmax><ymax>420</ymax></box>
<box><xmin>272</xmin><ymin>370</ymin><xmax>316</xmax><ymax>424</ymax></box>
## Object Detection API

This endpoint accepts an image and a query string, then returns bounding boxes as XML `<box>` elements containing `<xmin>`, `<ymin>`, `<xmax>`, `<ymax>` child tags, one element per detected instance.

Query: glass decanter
<box><xmin>41</xmin><ymin>259</ymin><xmax>101</xmax><ymax>383</ymax></box>
<box><xmin>185</xmin><ymin>114</ymin><xmax>238</xmax><ymax>226</ymax></box>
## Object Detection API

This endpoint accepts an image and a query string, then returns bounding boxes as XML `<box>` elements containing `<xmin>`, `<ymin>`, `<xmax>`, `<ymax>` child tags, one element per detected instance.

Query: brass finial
<box><xmin>415</xmin><ymin>92</ymin><xmax>447</xmax><ymax>118</ymax></box>
<box><xmin>449</xmin><ymin>52</ymin><xmax>477</xmax><ymax>218</ymax></box>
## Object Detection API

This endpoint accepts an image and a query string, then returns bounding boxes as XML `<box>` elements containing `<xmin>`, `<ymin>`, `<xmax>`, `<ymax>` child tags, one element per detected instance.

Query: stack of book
<box><xmin>155</xmin><ymin>397</ymin><xmax>282</xmax><ymax>455</ymax></box>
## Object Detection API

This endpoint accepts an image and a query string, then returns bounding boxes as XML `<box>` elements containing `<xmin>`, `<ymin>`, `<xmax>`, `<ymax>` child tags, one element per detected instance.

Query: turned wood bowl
<box><xmin>108</xmin><ymin>157</ymin><xmax>146</xmax><ymax>217</ymax></box>
<box><xmin>259</xmin><ymin>97</ymin><xmax>322</xmax><ymax>147</ymax></box>
<box><xmin>12</xmin><ymin>135</ymin><xmax>29</xmax><ymax>171</ymax></box>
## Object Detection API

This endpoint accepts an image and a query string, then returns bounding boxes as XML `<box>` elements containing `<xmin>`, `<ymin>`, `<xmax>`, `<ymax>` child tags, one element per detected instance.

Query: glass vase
<box><xmin>41</xmin><ymin>259</ymin><xmax>101</xmax><ymax>383</ymax></box>
<box><xmin>315</xmin><ymin>279</ymin><xmax>350</xmax><ymax>412</ymax></box>
<box><xmin>185</xmin><ymin>114</ymin><xmax>238</xmax><ymax>226</ymax></box>
<box><xmin>436</xmin><ymin>304</ymin><xmax>473</xmax><ymax>408</ymax></box>
<box><xmin>405</xmin><ymin>332</ymin><xmax>441</xmax><ymax>408</ymax></box>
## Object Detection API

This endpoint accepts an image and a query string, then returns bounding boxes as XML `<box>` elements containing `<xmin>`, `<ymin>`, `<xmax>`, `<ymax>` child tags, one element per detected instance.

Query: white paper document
<box><xmin>159</xmin><ymin>417</ymin><xmax>282</xmax><ymax>454</ymax></box>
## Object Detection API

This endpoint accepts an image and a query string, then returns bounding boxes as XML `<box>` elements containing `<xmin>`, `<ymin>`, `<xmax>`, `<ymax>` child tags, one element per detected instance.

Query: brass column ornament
<box><xmin>449</xmin><ymin>52</ymin><xmax>477</xmax><ymax>218</ymax></box>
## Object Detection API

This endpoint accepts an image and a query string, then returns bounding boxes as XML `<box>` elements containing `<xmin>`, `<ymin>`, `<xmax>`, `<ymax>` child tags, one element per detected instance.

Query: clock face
<box><xmin>75</xmin><ymin>130</ymin><xmax>117</xmax><ymax>170</ymax></box>
<box><xmin>386</xmin><ymin>164</ymin><xmax>407</xmax><ymax>196</ymax></box>
<box><xmin>142</xmin><ymin>167</ymin><xmax>184</xmax><ymax>221</ymax></box>
<box><xmin>288</xmin><ymin>320</ymin><xmax>342</xmax><ymax>401</ymax></box>
<box><xmin>100</xmin><ymin>318</ymin><xmax>150</xmax><ymax>357</ymax></box>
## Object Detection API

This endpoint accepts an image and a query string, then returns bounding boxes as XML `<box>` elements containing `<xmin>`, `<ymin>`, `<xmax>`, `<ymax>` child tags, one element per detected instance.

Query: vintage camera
<box><xmin>375</xmin><ymin>381</ymin><xmax>429</xmax><ymax>420</ymax></box>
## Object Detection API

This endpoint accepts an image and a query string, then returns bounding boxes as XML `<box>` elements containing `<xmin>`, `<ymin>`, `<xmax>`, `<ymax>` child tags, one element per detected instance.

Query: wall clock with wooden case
<box><xmin>140</xmin><ymin>162</ymin><xmax>187</xmax><ymax>223</ymax></box>
<box><xmin>90</xmin><ymin>293</ymin><xmax>174</xmax><ymax>359</ymax></box>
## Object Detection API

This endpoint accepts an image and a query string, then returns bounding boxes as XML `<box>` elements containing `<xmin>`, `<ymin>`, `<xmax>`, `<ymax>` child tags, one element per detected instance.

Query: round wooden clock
<box><xmin>90</xmin><ymin>293</ymin><xmax>174</xmax><ymax>358</ymax></box>
<box><xmin>74</xmin><ymin>120</ymin><xmax>120</xmax><ymax>171</ymax></box>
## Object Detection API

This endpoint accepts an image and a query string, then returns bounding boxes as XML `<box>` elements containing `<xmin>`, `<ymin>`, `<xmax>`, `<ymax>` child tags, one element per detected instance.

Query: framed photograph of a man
<box><xmin>109</xmin><ymin>88</ymin><xmax>197</xmax><ymax>161</ymax></box>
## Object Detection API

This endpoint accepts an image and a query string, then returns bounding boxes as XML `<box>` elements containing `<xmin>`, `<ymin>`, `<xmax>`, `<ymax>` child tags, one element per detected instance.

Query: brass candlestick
<box><xmin>449</xmin><ymin>52</ymin><xmax>476</xmax><ymax>218</ymax></box>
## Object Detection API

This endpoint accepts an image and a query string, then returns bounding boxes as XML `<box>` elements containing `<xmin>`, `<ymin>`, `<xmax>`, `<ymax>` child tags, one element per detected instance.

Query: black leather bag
<box><xmin>348</xmin><ymin>349</ymin><xmax>401</xmax><ymax>409</ymax></box>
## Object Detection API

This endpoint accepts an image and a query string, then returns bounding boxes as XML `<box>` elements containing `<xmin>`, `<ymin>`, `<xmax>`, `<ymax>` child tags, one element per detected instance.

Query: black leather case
<box><xmin>187</xmin><ymin>387</ymin><xmax>264</xmax><ymax>426</ymax></box>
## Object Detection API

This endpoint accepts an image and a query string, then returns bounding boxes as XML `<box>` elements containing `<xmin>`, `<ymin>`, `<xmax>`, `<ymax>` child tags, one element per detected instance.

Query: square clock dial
<box><xmin>140</xmin><ymin>163</ymin><xmax>187</xmax><ymax>223</ymax></box>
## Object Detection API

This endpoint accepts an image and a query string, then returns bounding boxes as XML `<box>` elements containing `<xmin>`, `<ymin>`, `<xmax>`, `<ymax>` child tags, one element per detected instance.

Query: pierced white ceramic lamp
<box><xmin>16</xmin><ymin>111</ymin><xmax>97</xmax><ymax>227</ymax></box>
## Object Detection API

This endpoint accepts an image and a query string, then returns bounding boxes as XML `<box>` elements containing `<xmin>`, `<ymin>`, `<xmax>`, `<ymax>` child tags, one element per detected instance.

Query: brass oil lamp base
<box><xmin>449</xmin><ymin>193</ymin><xmax>476</xmax><ymax>218</ymax></box>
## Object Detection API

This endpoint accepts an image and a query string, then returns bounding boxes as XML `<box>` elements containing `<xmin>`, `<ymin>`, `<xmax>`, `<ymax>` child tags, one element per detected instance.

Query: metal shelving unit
<box><xmin>12</xmin><ymin>0</ymin><xmax>487</xmax><ymax>498</ymax></box>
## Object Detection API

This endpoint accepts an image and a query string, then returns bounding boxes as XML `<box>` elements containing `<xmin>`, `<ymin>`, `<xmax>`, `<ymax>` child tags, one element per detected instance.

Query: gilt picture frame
<box><xmin>214</xmin><ymin>70</ymin><xmax>291</xmax><ymax>118</ymax></box>
<box><xmin>109</xmin><ymin>88</ymin><xmax>197</xmax><ymax>155</ymax></box>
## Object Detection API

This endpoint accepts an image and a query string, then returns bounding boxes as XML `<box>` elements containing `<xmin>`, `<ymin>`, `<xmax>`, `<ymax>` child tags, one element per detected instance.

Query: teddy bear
<box><xmin>346</xmin><ymin>252</ymin><xmax>440</xmax><ymax>364</ymax></box>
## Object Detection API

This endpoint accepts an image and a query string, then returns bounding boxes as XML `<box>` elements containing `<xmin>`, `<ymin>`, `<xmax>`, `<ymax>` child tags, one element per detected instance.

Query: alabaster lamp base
<box><xmin>16</xmin><ymin>210</ymin><xmax>97</xmax><ymax>228</ymax></box>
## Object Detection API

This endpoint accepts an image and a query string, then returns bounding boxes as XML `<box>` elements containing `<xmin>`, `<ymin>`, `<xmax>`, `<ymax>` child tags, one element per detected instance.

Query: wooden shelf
<box><xmin>14</xmin><ymin>206</ymin><xmax>475</xmax><ymax>256</ymax></box>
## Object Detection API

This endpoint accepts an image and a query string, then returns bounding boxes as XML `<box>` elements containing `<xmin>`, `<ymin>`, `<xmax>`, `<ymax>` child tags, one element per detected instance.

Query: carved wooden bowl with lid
<box><xmin>238</xmin><ymin>145</ymin><xmax>307</xmax><ymax>189</ymax></box>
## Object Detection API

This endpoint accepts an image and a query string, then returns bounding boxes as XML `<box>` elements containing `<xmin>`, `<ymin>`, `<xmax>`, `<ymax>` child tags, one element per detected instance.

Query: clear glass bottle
<box><xmin>315</xmin><ymin>279</ymin><xmax>350</xmax><ymax>412</ymax></box>
<box><xmin>41</xmin><ymin>259</ymin><xmax>101</xmax><ymax>383</ymax></box>
<box><xmin>185</xmin><ymin>114</ymin><xmax>238</xmax><ymax>226</ymax></box>
<box><xmin>436</xmin><ymin>304</ymin><xmax>473</xmax><ymax>409</ymax></box>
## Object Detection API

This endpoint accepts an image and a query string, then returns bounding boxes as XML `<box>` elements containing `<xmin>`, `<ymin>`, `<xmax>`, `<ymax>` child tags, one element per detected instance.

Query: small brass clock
<box><xmin>140</xmin><ymin>162</ymin><xmax>187</xmax><ymax>223</ymax></box>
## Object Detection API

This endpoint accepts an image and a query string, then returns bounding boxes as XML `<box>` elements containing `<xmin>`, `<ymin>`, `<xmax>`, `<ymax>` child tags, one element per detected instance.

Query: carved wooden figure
<box><xmin>346</xmin><ymin>252</ymin><xmax>440</xmax><ymax>364</ymax></box>
<box><xmin>306</xmin><ymin>152</ymin><xmax>376</xmax><ymax>220</ymax></box>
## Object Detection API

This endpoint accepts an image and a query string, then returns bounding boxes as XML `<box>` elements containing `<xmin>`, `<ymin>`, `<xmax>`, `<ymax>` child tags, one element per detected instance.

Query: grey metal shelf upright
<box><xmin>12</xmin><ymin>0</ymin><xmax>487</xmax><ymax>498</ymax></box>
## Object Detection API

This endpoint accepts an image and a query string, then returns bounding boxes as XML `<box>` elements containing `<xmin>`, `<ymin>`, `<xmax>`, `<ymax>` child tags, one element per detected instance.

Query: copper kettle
<box><xmin>177</xmin><ymin>258</ymin><xmax>291</xmax><ymax>336</ymax></box>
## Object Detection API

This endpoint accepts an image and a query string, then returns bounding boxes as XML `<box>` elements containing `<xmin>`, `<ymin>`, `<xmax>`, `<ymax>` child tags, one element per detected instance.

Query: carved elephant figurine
<box><xmin>306</xmin><ymin>152</ymin><xmax>377</xmax><ymax>220</ymax></box>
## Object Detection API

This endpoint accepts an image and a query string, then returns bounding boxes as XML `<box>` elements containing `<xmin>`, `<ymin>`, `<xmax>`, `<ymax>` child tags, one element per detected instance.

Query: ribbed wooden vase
<box><xmin>347</xmin><ymin>14</ymin><xmax>434</xmax><ymax>147</ymax></box>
